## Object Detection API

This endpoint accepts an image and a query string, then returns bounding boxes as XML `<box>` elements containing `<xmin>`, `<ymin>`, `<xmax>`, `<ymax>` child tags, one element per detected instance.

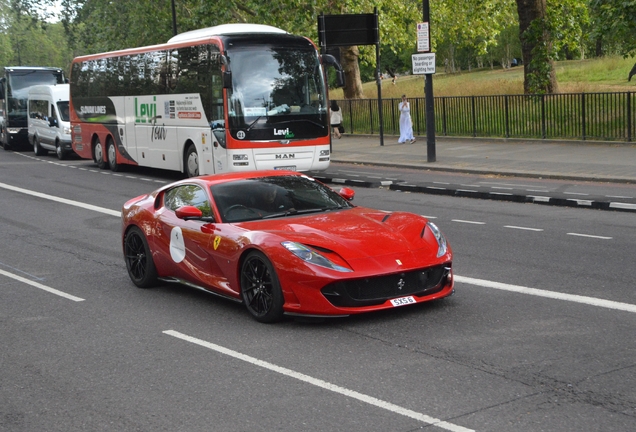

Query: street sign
<box><xmin>417</xmin><ymin>22</ymin><xmax>430</xmax><ymax>52</ymax></box>
<box><xmin>412</xmin><ymin>53</ymin><xmax>436</xmax><ymax>75</ymax></box>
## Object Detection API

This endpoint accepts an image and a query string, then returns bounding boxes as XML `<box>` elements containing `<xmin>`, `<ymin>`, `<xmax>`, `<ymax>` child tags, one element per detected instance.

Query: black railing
<box><xmin>335</xmin><ymin>92</ymin><xmax>636</xmax><ymax>141</ymax></box>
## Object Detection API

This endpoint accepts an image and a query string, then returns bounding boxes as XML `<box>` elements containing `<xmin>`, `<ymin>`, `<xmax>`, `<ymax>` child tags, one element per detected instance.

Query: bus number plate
<box><xmin>274</xmin><ymin>166</ymin><xmax>296</xmax><ymax>171</ymax></box>
<box><xmin>390</xmin><ymin>296</ymin><xmax>416</xmax><ymax>307</ymax></box>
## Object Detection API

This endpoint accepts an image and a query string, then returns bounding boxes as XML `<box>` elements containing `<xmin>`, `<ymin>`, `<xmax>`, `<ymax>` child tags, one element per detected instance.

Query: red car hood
<box><xmin>237</xmin><ymin>207</ymin><xmax>438</xmax><ymax>262</ymax></box>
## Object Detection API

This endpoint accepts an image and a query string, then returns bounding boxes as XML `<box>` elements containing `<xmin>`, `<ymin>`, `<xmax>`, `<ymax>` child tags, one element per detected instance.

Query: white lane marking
<box><xmin>567</xmin><ymin>233</ymin><xmax>612</xmax><ymax>240</ymax></box>
<box><xmin>567</xmin><ymin>199</ymin><xmax>592</xmax><ymax>206</ymax></box>
<box><xmin>564</xmin><ymin>192</ymin><xmax>589</xmax><ymax>196</ymax></box>
<box><xmin>526</xmin><ymin>189</ymin><xmax>550</xmax><ymax>193</ymax></box>
<box><xmin>459</xmin><ymin>184</ymin><xmax>481</xmax><ymax>188</ymax></box>
<box><xmin>491</xmin><ymin>187</ymin><xmax>513</xmax><ymax>190</ymax></box>
<box><xmin>504</xmin><ymin>225</ymin><xmax>544</xmax><ymax>232</ymax></box>
<box><xmin>456</xmin><ymin>275</ymin><xmax>636</xmax><ymax>314</ymax></box>
<box><xmin>452</xmin><ymin>219</ymin><xmax>485</xmax><ymax>225</ymax></box>
<box><xmin>528</xmin><ymin>195</ymin><xmax>550</xmax><ymax>202</ymax></box>
<box><xmin>480</xmin><ymin>182</ymin><xmax>539</xmax><ymax>188</ymax></box>
<box><xmin>433</xmin><ymin>181</ymin><xmax>450</xmax><ymax>185</ymax></box>
<box><xmin>163</xmin><ymin>330</ymin><xmax>473</xmax><ymax>432</ymax></box>
<box><xmin>0</xmin><ymin>268</ymin><xmax>85</xmax><ymax>302</ymax></box>
<box><xmin>606</xmin><ymin>195</ymin><xmax>634</xmax><ymax>199</ymax></box>
<box><xmin>610</xmin><ymin>202</ymin><xmax>636</xmax><ymax>210</ymax></box>
<box><xmin>0</xmin><ymin>182</ymin><xmax>121</xmax><ymax>217</ymax></box>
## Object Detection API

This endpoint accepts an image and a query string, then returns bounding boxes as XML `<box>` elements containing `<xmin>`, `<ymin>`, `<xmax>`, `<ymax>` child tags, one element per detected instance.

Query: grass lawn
<box><xmin>329</xmin><ymin>56</ymin><xmax>636</xmax><ymax>99</ymax></box>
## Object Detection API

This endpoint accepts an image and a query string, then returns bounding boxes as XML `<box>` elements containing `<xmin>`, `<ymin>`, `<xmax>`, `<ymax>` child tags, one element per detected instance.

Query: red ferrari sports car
<box><xmin>122</xmin><ymin>170</ymin><xmax>454</xmax><ymax>323</ymax></box>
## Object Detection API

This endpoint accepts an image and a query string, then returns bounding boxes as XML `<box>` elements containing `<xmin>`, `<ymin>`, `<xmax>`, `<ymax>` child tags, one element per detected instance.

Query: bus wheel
<box><xmin>107</xmin><ymin>138</ymin><xmax>120</xmax><ymax>172</ymax></box>
<box><xmin>93</xmin><ymin>137</ymin><xmax>108</xmax><ymax>170</ymax></box>
<box><xmin>55</xmin><ymin>140</ymin><xmax>66</xmax><ymax>160</ymax></box>
<box><xmin>34</xmin><ymin>136</ymin><xmax>47</xmax><ymax>156</ymax></box>
<box><xmin>184</xmin><ymin>144</ymin><xmax>199</xmax><ymax>178</ymax></box>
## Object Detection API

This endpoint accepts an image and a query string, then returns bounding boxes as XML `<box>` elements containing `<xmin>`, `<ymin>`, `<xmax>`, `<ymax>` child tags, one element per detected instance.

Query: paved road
<box><xmin>308</xmin><ymin>135</ymin><xmax>636</xmax><ymax>212</ymax></box>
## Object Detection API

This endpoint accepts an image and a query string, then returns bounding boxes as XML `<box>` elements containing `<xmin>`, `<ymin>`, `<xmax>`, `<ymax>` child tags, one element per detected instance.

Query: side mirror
<box><xmin>320</xmin><ymin>54</ymin><xmax>346</xmax><ymax>88</ymax></box>
<box><xmin>175</xmin><ymin>205</ymin><xmax>203</xmax><ymax>220</ymax></box>
<box><xmin>223</xmin><ymin>71</ymin><xmax>232</xmax><ymax>89</ymax></box>
<box><xmin>338</xmin><ymin>187</ymin><xmax>355</xmax><ymax>201</ymax></box>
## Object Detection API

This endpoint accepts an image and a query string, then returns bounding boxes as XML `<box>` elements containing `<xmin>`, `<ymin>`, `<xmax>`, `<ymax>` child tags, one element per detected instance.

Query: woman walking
<box><xmin>398</xmin><ymin>94</ymin><xmax>415</xmax><ymax>144</ymax></box>
<box><xmin>330</xmin><ymin>100</ymin><xmax>343</xmax><ymax>139</ymax></box>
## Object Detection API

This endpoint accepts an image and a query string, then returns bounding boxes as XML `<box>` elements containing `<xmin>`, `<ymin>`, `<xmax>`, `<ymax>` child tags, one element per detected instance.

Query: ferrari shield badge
<box><xmin>213</xmin><ymin>235</ymin><xmax>221</xmax><ymax>250</ymax></box>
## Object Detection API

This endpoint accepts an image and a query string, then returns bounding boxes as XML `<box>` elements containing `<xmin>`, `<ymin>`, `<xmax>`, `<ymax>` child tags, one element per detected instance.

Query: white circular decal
<box><xmin>237</xmin><ymin>130</ymin><xmax>246</xmax><ymax>140</ymax></box>
<box><xmin>170</xmin><ymin>226</ymin><xmax>186</xmax><ymax>263</ymax></box>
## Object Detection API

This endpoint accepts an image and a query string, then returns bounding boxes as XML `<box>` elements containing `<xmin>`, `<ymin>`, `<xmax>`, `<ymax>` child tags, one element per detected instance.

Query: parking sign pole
<box><xmin>423</xmin><ymin>0</ymin><xmax>436</xmax><ymax>162</ymax></box>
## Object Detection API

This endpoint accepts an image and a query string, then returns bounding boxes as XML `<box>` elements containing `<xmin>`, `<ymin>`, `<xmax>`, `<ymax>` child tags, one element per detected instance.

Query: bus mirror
<box><xmin>336</xmin><ymin>70</ymin><xmax>345</xmax><ymax>88</ymax></box>
<box><xmin>223</xmin><ymin>71</ymin><xmax>232</xmax><ymax>89</ymax></box>
<box><xmin>320</xmin><ymin>54</ymin><xmax>346</xmax><ymax>88</ymax></box>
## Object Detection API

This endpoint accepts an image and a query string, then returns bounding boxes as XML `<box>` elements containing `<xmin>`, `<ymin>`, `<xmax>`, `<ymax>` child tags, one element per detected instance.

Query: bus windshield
<box><xmin>226</xmin><ymin>45</ymin><xmax>328</xmax><ymax>141</ymax></box>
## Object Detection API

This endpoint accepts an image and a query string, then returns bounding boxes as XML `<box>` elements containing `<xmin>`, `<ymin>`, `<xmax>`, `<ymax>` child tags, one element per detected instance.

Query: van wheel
<box><xmin>34</xmin><ymin>136</ymin><xmax>47</xmax><ymax>156</ymax></box>
<box><xmin>55</xmin><ymin>141</ymin><xmax>66</xmax><ymax>160</ymax></box>
<box><xmin>184</xmin><ymin>144</ymin><xmax>199</xmax><ymax>178</ymax></box>
<box><xmin>107</xmin><ymin>138</ymin><xmax>120</xmax><ymax>172</ymax></box>
<box><xmin>93</xmin><ymin>137</ymin><xmax>108</xmax><ymax>169</ymax></box>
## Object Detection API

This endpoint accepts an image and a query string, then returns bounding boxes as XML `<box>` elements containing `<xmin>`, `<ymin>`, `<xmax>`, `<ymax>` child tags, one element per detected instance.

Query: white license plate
<box><xmin>274</xmin><ymin>165</ymin><xmax>296</xmax><ymax>171</ymax></box>
<box><xmin>390</xmin><ymin>296</ymin><xmax>416</xmax><ymax>307</ymax></box>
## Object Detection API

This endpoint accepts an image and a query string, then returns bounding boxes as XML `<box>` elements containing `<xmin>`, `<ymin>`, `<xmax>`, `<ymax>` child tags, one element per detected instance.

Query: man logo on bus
<box><xmin>274</xmin><ymin>128</ymin><xmax>295</xmax><ymax>139</ymax></box>
<box><xmin>135</xmin><ymin>96</ymin><xmax>157</xmax><ymax>124</ymax></box>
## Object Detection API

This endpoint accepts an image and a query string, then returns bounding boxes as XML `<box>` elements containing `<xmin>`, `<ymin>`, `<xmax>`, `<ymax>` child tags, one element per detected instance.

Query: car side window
<box><xmin>164</xmin><ymin>184</ymin><xmax>212</xmax><ymax>217</ymax></box>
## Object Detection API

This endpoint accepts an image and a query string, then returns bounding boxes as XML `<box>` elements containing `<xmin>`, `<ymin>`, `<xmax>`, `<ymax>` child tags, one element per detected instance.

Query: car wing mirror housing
<box><xmin>338</xmin><ymin>187</ymin><xmax>355</xmax><ymax>201</ymax></box>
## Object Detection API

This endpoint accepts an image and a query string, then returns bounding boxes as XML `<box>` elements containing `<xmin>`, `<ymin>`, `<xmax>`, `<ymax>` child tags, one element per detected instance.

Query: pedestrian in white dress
<box><xmin>398</xmin><ymin>95</ymin><xmax>415</xmax><ymax>144</ymax></box>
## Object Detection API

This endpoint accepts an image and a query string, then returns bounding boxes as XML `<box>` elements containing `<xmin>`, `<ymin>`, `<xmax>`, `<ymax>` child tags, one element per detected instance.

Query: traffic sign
<box><xmin>417</xmin><ymin>22</ymin><xmax>430</xmax><ymax>52</ymax></box>
<box><xmin>412</xmin><ymin>53</ymin><xmax>436</xmax><ymax>75</ymax></box>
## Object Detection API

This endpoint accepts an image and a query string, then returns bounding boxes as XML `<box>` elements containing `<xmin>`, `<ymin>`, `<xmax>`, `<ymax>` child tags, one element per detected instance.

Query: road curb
<box><xmin>388</xmin><ymin>183</ymin><xmax>636</xmax><ymax>213</ymax></box>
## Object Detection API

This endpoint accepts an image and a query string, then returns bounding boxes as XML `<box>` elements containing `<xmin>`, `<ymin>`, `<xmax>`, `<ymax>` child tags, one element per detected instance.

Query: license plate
<box><xmin>274</xmin><ymin>165</ymin><xmax>296</xmax><ymax>171</ymax></box>
<box><xmin>390</xmin><ymin>296</ymin><xmax>416</xmax><ymax>307</ymax></box>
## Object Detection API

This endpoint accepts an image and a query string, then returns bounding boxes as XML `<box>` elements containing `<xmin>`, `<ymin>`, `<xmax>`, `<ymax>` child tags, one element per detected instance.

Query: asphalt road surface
<box><xmin>1</xmin><ymin>150</ymin><xmax>635</xmax><ymax>432</ymax></box>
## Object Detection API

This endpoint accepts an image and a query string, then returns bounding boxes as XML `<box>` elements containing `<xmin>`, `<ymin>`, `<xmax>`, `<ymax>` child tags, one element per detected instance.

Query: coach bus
<box><xmin>1</xmin><ymin>66</ymin><xmax>66</xmax><ymax>150</ymax></box>
<box><xmin>70</xmin><ymin>23</ymin><xmax>344</xmax><ymax>177</ymax></box>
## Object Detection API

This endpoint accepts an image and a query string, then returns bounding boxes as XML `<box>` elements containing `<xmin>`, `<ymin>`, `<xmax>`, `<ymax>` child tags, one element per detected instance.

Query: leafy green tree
<box><xmin>590</xmin><ymin>0</ymin><xmax>636</xmax><ymax>58</ymax></box>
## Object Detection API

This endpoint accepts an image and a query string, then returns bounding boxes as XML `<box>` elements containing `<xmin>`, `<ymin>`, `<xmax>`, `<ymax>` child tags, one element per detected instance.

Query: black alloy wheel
<box><xmin>124</xmin><ymin>226</ymin><xmax>158</xmax><ymax>288</ymax></box>
<box><xmin>240</xmin><ymin>251</ymin><xmax>284</xmax><ymax>323</ymax></box>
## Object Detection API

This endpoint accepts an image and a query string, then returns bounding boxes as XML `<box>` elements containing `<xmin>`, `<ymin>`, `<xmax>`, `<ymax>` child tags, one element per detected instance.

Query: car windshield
<box><xmin>211</xmin><ymin>175</ymin><xmax>353</xmax><ymax>223</ymax></box>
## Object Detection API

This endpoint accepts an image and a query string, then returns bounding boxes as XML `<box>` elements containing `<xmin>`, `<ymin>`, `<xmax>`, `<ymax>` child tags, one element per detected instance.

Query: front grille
<box><xmin>321</xmin><ymin>264</ymin><xmax>451</xmax><ymax>307</ymax></box>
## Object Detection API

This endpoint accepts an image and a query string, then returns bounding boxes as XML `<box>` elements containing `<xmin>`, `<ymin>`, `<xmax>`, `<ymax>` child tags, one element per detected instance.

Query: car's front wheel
<box><xmin>124</xmin><ymin>226</ymin><xmax>158</xmax><ymax>288</ymax></box>
<box><xmin>240</xmin><ymin>251</ymin><xmax>284</xmax><ymax>323</ymax></box>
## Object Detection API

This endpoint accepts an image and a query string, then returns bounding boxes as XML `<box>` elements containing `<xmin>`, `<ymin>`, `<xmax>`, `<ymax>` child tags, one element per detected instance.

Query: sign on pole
<box><xmin>417</xmin><ymin>22</ymin><xmax>430</xmax><ymax>52</ymax></box>
<box><xmin>412</xmin><ymin>53</ymin><xmax>436</xmax><ymax>75</ymax></box>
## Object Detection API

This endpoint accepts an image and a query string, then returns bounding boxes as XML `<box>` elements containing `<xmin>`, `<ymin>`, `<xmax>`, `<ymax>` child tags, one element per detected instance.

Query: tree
<box><xmin>590</xmin><ymin>0</ymin><xmax>636</xmax><ymax>59</ymax></box>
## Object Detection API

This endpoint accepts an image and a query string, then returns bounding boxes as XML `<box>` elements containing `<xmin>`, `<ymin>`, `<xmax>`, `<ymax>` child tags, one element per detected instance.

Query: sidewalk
<box><xmin>330</xmin><ymin>134</ymin><xmax>636</xmax><ymax>184</ymax></box>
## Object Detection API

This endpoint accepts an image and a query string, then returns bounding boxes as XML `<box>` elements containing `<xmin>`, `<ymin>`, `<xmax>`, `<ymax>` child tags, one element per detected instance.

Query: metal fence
<box><xmin>335</xmin><ymin>92</ymin><xmax>636</xmax><ymax>141</ymax></box>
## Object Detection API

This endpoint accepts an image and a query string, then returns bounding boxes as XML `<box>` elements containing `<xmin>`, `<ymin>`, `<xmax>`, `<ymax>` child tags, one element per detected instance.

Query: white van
<box><xmin>27</xmin><ymin>84</ymin><xmax>73</xmax><ymax>159</ymax></box>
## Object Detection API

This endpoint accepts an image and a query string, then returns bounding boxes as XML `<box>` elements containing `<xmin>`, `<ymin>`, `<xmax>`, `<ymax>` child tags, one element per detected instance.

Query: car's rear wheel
<box><xmin>124</xmin><ymin>226</ymin><xmax>158</xmax><ymax>288</ymax></box>
<box><xmin>93</xmin><ymin>136</ymin><xmax>108</xmax><ymax>169</ymax></box>
<box><xmin>240</xmin><ymin>251</ymin><xmax>284</xmax><ymax>323</ymax></box>
<box><xmin>33</xmin><ymin>136</ymin><xmax>46</xmax><ymax>156</ymax></box>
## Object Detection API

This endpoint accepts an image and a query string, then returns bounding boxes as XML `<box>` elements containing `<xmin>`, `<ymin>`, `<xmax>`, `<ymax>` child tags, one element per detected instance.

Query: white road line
<box><xmin>526</xmin><ymin>189</ymin><xmax>550</xmax><ymax>193</ymax></box>
<box><xmin>452</xmin><ymin>219</ymin><xmax>486</xmax><ymax>225</ymax></box>
<box><xmin>491</xmin><ymin>187</ymin><xmax>513</xmax><ymax>190</ymax></box>
<box><xmin>567</xmin><ymin>233</ymin><xmax>612</xmax><ymax>240</ymax></box>
<box><xmin>504</xmin><ymin>225</ymin><xmax>544</xmax><ymax>232</ymax></box>
<box><xmin>433</xmin><ymin>181</ymin><xmax>450</xmax><ymax>185</ymax></box>
<box><xmin>163</xmin><ymin>330</ymin><xmax>473</xmax><ymax>432</ymax></box>
<box><xmin>0</xmin><ymin>182</ymin><xmax>121</xmax><ymax>217</ymax></box>
<box><xmin>610</xmin><ymin>202</ymin><xmax>636</xmax><ymax>210</ymax></box>
<box><xmin>455</xmin><ymin>275</ymin><xmax>636</xmax><ymax>314</ymax></box>
<box><xmin>606</xmin><ymin>195</ymin><xmax>633</xmax><ymax>199</ymax></box>
<box><xmin>0</xmin><ymin>269</ymin><xmax>85</xmax><ymax>302</ymax></box>
<box><xmin>564</xmin><ymin>192</ymin><xmax>589</xmax><ymax>196</ymax></box>
<box><xmin>528</xmin><ymin>195</ymin><xmax>550</xmax><ymax>202</ymax></box>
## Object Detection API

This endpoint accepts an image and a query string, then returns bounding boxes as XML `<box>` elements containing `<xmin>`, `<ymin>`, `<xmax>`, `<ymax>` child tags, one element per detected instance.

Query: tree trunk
<box><xmin>516</xmin><ymin>0</ymin><xmax>557</xmax><ymax>94</ymax></box>
<box><xmin>340</xmin><ymin>46</ymin><xmax>364</xmax><ymax>99</ymax></box>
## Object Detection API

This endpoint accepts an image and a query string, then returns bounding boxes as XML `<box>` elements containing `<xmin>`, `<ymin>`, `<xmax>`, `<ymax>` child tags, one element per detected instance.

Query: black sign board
<box><xmin>318</xmin><ymin>13</ymin><xmax>379</xmax><ymax>48</ymax></box>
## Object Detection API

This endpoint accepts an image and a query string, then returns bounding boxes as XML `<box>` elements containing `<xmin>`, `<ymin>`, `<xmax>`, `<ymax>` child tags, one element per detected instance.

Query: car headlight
<box><xmin>427</xmin><ymin>222</ymin><xmax>448</xmax><ymax>258</ymax></box>
<box><xmin>281</xmin><ymin>241</ymin><xmax>352</xmax><ymax>272</ymax></box>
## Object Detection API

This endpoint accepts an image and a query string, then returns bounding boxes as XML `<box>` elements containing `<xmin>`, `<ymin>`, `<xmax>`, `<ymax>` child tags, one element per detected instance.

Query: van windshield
<box><xmin>57</xmin><ymin>101</ymin><xmax>69</xmax><ymax>122</ymax></box>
